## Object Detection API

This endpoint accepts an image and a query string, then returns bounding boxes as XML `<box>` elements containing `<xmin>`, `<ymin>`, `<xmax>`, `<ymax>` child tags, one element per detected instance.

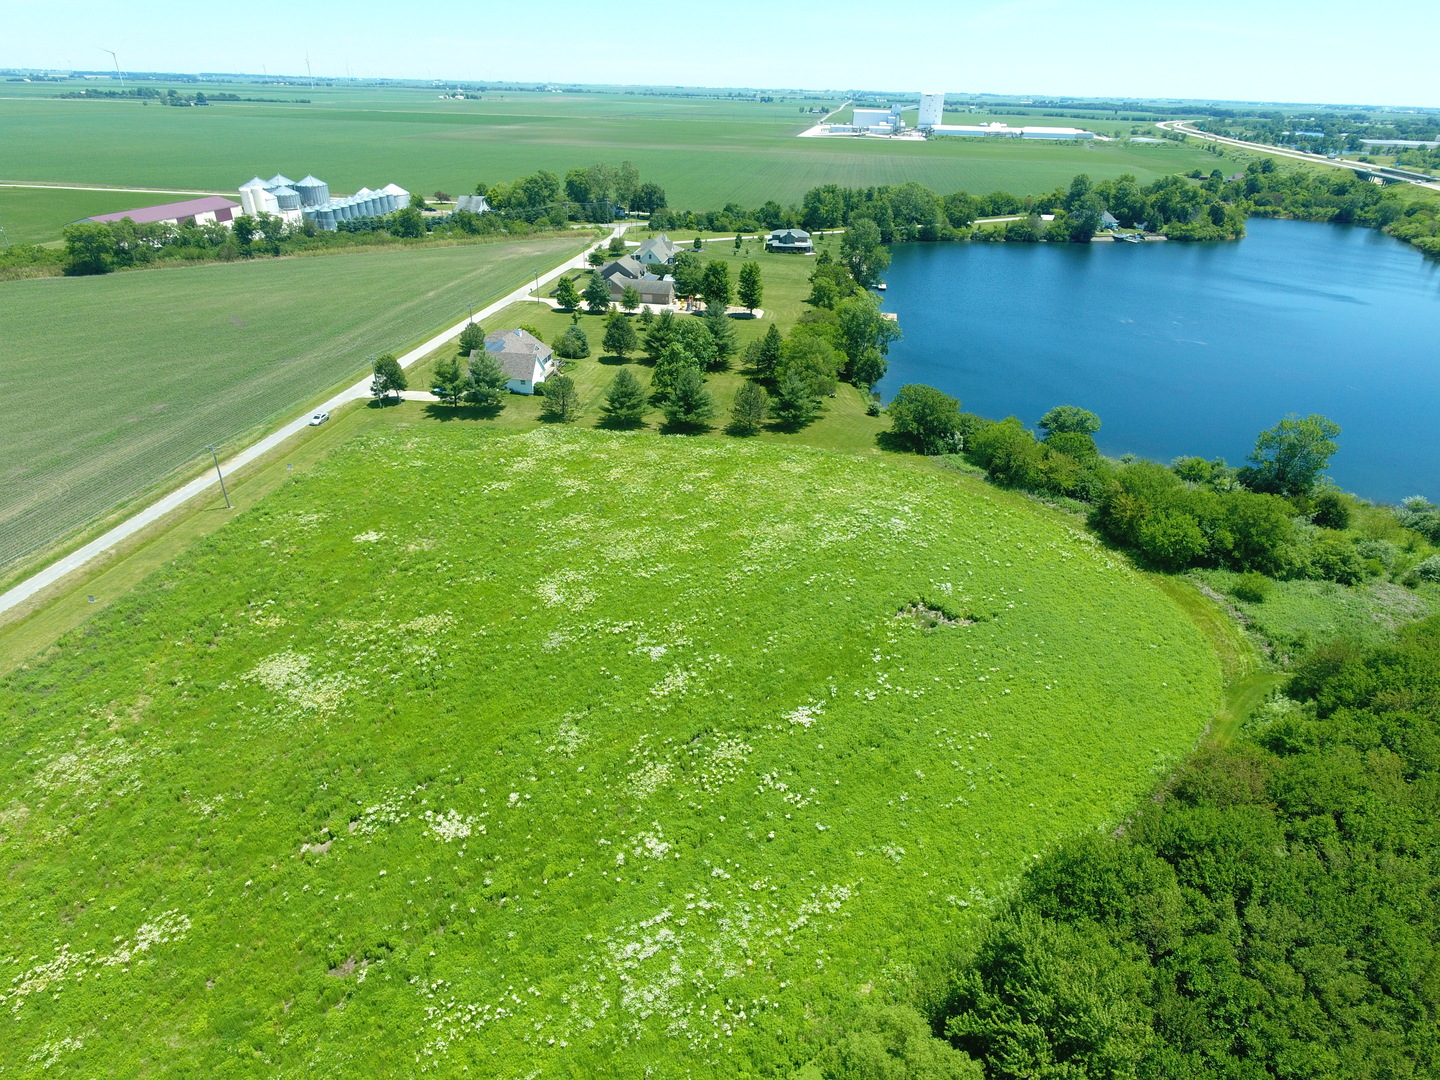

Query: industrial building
<box><xmin>86</xmin><ymin>195</ymin><xmax>241</xmax><ymax>228</ymax></box>
<box><xmin>845</xmin><ymin>106</ymin><xmax>906</xmax><ymax>134</ymax></box>
<box><xmin>917</xmin><ymin>91</ymin><xmax>945</xmax><ymax>130</ymax></box>
<box><xmin>933</xmin><ymin>122</ymin><xmax>1096</xmax><ymax>140</ymax></box>
<box><xmin>237</xmin><ymin>174</ymin><xmax>411</xmax><ymax>230</ymax></box>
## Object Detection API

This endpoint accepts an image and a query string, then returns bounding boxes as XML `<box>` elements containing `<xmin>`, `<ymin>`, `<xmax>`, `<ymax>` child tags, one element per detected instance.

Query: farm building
<box><xmin>481</xmin><ymin>329</ymin><xmax>554</xmax><ymax>395</ymax></box>
<box><xmin>632</xmin><ymin>233</ymin><xmax>679</xmax><ymax>265</ymax></box>
<box><xmin>600</xmin><ymin>256</ymin><xmax>677</xmax><ymax>306</ymax></box>
<box><xmin>86</xmin><ymin>195</ymin><xmax>241</xmax><ymax>227</ymax></box>
<box><xmin>237</xmin><ymin>173</ymin><xmax>410</xmax><ymax>230</ymax></box>
<box><xmin>766</xmin><ymin>228</ymin><xmax>813</xmax><ymax>253</ymax></box>
<box><xmin>455</xmin><ymin>195</ymin><xmax>491</xmax><ymax>214</ymax></box>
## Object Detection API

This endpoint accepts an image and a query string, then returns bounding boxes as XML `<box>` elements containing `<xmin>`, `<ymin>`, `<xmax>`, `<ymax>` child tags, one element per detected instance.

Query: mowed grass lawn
<box><xmin>403</xmin><ymin>239</ymin><xmax>884</xmax><ymax>448</ymax></box>
<box><xmin>0</xmin><ymin>235</ymin><xmax>586</xmax><ymax>574</ymax></box>
<box><xmin>1</xmin><ymin>88</ymin><xmax>1227</xmax><ymax>234</ymax></box>
<box><xmin>0</xmin><ymin>424</ymin><xmax>1221</xmax><ymax>1077</ymax></box>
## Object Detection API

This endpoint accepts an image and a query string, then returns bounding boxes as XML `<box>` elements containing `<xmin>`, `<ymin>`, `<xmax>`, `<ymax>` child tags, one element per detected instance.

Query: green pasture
<box><xmin>0</xmin><ymin>186</ymin><xmax>226</xmax><ymax>246</ymax></box>
<box><xmin>0</xmin><ymin>423</ymin><xmax>1220</xmax><ymax>1076</ymax></box>
<box><xmin>0</xmin><ymin>234</ymin><xmax>586</xmax><ymax>577</ymax></box>
<box><xmin>0</xmin><ymin>86</ymin><xmax>1226</xmax><ymax>236</ymax></box>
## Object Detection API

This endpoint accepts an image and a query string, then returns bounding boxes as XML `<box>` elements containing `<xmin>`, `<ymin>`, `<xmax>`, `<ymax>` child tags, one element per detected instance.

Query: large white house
<box><xmin>481</xmin><ymin>329</ymin><xmax>554</xmax><ymax>395</ymax></box>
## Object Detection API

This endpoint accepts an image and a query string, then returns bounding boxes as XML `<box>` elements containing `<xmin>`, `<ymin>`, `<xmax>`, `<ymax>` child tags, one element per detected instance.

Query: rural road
<box><xmin>1155</xmin><ymin>120</ymin><xmax>1440</xmax><ymax>193</ymax></box>
<box><xmin>0</xmin><ymin>224</ymin><xmax>627</xmax><ymax>619</ymax></box>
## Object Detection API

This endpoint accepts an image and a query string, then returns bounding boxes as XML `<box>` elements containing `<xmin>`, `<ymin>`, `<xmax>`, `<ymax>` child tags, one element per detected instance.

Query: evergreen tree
<box><xmin>771</xmin><ymin>368</ymin><xmax>822</xmax><ymax>428</ymax></box>
<box><xmin>746</xmin><ymin>323</ymin><xmax>784</xmax><ymax>379</ymax></box>
<box><xmin>465</xmin><ymin>348</ymin><xmax>509</xmax><ymax>408</ymax></box>
<box><xmin>601</xmin><ymin>368</ymin><xmax>648</xmax><ymax>428</ymax></box>
<box><xmin>663</xmin><ymin>367</ymin><xmax>717</xmax><ymax>430</ymax></box>
<box><xmin>582</xmin><ymin>271</ymin><xmax>612</xmax><ymax>315</ymax></box>
<box><xmin>554</xmin><ymin>325</ymin><xmax>591</xmax><ymax>359</ymax></box>
<box><xmin>555</xmin><ymin>275</ymin><xmax>581</xmax><ymax>311</ymax></box>
<box><xmin>457</xmin><ymin>320</ymin><xmax>487</xmax><ymax>354</ymax></box>
<box><xmin>638</xmin><ymin>306</ymin><xmax>655</xmax><ymax>328</ymax></box>
<box><xmin>737</xmin><ymin>260</ymin><xmax>763</xmax><ymax>312</ymax></box>
<box><xmin>702</xmin><ymin>305</ymin><xmax>738</xmax><ymax>370</ymax></box>
<box><xmin>602</xmin><ymin>313</ymin><xmax>639</xmax><ymax>359</ymax></box>
<box><xmin>620</xmin><ymin>284</ymin><xmax>641</xmax><ymax>312</ymax></box>
<box><xmin>644</xmin><ymin>308</ymin><xmax>680</xmax><ymax>362</ymax></box>
<box><xmin>432</xmin><ymin>354</ymin><xmax>468</xmax><ymax>407</ymax></box>
<box><xmin>542</xmin><ymin>374</ymin><xmax>581</xmax><ymax>422</ymax></box>
<box><xmin>729</xmin><ymin>381</ymin><xmax>769</xmax><ymax>435</ymax></box>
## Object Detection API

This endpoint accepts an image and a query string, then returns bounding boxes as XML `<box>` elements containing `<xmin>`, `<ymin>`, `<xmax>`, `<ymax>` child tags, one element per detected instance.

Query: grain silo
<box><xmin>918</xmin><ymin>91</ymin><xmax>945</xmax><ymax>130</ymax></box>
<box><xmin>381</xmin><ymin>183</ymin><xmax>411</xmax><ymax>209</ymax></box>
<box><xmin>295</xmin><ymin>175</ymin><xmax>330</xmax><ymax>207</ymax></box>
<box><xmin>270</xmin><ymin>186</ymin><xmax>302</xmax><ymax>211</ymax></box>
<box><xmin>266</xmin><ymin>174</ymin><xmax>295</xmax><ymax>190</ymax></box>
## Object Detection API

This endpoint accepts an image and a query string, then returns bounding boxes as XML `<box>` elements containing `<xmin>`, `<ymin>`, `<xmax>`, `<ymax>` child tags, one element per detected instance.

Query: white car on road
<box><xmin>309</xmin><ymin>411</ymin><xmax>330</xmax><ymax>426</ymax></box>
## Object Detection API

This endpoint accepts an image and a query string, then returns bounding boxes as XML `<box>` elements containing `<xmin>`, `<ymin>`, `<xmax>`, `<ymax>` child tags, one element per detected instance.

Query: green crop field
<box><xmin>0</xmin><ymin>234</ymin><xmax>586</xmax><ymax>576</ymax></box>
<box><xmin>0</xmin><ymin>186</ymin><xmax>227</xmax><ymax>246</ymax></box>
<box><xmin>0</xmin><ymin>423</ymin><xmax>1221</xmax><ymax>1076</ymax></box>
<box><xmin>0</xmin><ymin>84</ymin><xmax>1228</xmax><ymax>241</ymax></box>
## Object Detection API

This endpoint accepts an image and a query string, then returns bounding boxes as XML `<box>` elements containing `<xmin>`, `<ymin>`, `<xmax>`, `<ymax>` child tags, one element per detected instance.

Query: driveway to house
<box><xmin>0</xmin><ymin>224</ymin><xmax>627</xmax><ymax>619</ymax></box>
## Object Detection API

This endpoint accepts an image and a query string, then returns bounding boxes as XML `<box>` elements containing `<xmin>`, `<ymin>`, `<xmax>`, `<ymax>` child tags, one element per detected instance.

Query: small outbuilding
<box><xmin>1100</xmin><ymin>211</ymin><xmax>1120</xmax><ymax>231</ymax></box>
<box><xmin>766</xmin><ymin>228</ymin><xmax>813</xmax><ymax>253</ymax></box>
<box><xmin>482</xmin><ymin>329</ymin><xmax>554</xmax><ymax>395</ymax></box>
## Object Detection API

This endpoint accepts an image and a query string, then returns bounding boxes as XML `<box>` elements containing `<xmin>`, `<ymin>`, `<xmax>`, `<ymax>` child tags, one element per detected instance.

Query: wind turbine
<box><xmin>101</xmin><ymin>48</ymin><xmax>125</xmax><ymax>90</ymax></box>
<box><xmin>305</xmin><ymin>52</ymin><xmax>313</xmax><ymax>90</ymax></box>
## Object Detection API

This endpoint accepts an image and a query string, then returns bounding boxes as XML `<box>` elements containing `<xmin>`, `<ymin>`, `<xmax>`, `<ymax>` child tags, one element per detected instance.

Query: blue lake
<box><xmin>875</xmin><ymin>218</ymin><xmax>1440</xmax><ymax>503</ymax></box>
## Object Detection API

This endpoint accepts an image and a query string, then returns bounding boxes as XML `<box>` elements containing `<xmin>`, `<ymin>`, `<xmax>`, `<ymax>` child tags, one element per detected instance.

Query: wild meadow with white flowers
<box><xmin>0</xmin><ymin>426</ymin><xmax>1220</xmax><ymax>1077</ymax></box>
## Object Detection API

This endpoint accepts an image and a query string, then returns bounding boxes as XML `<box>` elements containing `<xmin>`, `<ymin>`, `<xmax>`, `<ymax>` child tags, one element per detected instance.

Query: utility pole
<box><xmin>206</xmin><ymin>445</ymin><xmax>232</xmax><ymax>509</ymax></box>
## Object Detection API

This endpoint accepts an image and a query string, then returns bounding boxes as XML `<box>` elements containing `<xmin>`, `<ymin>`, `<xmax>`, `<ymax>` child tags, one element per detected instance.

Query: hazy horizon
<box><xmin>6</xmin><ymin>0</ymin><xmax>1438</xmax><ymax>111</ymax></box>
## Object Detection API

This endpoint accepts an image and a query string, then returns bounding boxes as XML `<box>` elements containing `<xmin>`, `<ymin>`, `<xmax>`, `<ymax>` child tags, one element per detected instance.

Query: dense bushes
<box><xmin>941</xmin><ymin>616</ymin><xmax>1440</xmax><ymax>1078</ymax></box>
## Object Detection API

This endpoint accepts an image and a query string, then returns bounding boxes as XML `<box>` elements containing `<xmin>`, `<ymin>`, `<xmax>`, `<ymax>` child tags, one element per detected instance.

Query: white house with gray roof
<box><xmin>632</xmin><ymin>233</ymin><xmax>679</xmax><ymax>266</ymax></box>
<box><xmin>480</xmin><ymin>329</ymin><xmax>554</xmax><ymax>395</ymax></box>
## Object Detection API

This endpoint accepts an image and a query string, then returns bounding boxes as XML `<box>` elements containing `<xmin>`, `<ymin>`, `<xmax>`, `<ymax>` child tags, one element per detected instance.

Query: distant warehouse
<box><xmin>85</xmin><ymin>195</ymin><xmax>241</xmax><ymax>228</ymax></box>
<box><xmin>933</xmin><ymin>122</ymin><xmax>1095</xmax><ymax>140</ymax></box>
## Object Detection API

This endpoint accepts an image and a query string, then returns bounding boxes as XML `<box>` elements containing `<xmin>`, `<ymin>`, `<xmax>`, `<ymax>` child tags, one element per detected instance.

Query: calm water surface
<box><xmin>876</xmin><ymin>218</ymin><xmax>1440</xmax><ymax>502</ymax></box>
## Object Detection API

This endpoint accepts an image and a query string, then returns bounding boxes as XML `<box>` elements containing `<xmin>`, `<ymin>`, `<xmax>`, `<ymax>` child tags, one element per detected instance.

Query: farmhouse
<box><xmin>766</xmin><ymin>228</ymin><xmax>813</xmax><ymax>253</ymax></box>
<box><xmin>632</xmin><ymin>233</ymin><xmax>679</xmax><ymax>265</ymax></box>
<box><xmin>482</xmin><ymin>329</ymin><xmax>554</xmax><ymax>395</ymax></box>
<box><xmin>86</xmin><ymin>195</ymin><xmax>241</xmax><ymax>228</ymax></box>
<box><xmin>600</xmin><ymin>256</ymin><xmax>677</xmax><ymax>305</ymax></box>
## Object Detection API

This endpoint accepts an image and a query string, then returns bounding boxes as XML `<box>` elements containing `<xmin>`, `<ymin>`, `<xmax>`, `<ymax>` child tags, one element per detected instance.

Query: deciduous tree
<box><xmin>370</xmin><ymin>353</ymin><xmax>407</xmax><ymax>403</ymax></box>
<box><xmin>888</xmin><ymin>384</ymin><xmax>963</xmax><ymax>454</ymax></box>
<box><xmin>555</xmin><ymin>275</ymin><xmax>581</xmax><ymax>312</ymax></box>
<box><xmin>737</xmin><ymin>261</ymin><xmax>764</xmax><ymax>312</ymax></box>
<box><xmin>583</xmin><ymin>271</ymin><xmax>612</xmax><ymax>315</ymax></box>
<box><xmin>1241</xmin><ymin>413</ymin><xmax>1342</xmax><ymax>498</ymax></box>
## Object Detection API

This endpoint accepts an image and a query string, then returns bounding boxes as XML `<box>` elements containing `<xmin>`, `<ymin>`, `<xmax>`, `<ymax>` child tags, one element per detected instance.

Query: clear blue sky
<box><xmin>6</xmin><ymin>0</ymin><xmax>1438</xmax><ymax>108</ymax></box>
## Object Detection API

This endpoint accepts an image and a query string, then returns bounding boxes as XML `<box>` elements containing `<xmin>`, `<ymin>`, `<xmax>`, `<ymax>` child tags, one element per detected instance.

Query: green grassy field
<box><xmin>0</xmin><ymin>85</ymin><xmax>1228</xmax><ymax>240</ymax></box>
<box><xmin>0</xmin><ymin>422</ymin><xmax>1221</xmax><ymax>1077</ymax></box>
<box><xmin>0</xmin><ymin>234</ymin><xmax>586</xmax><ymax>576</ymax></box>
<box><xmin>0</xmin><ymin>186</ymin><xmax>227</xmax><ymax>246</ymax></box>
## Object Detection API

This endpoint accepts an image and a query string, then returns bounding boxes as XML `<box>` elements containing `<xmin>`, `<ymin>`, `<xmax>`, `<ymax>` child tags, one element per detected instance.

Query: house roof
<box><xmin>600</xmin><ymin>255</ymin><xmax>647</xmax><ymax>281</ymax></box>
<box><xmin>633</xmin><ymin>234</ymin><xmax>678</xmax><ymax>261</ymax></box>
<box><xmin>87</xmin><ymin>196</ymin><xmax>242</xmax><ymax>224</ymax></box>
<box><xmin>768</xmin><ymin>228</ymin><xmax>811</xmax><ymax>243</ymax></box>
<box><xmin>483</xmin><ymin>329</ymin><xmax>552</xmax><ymax>380</ymax></box>
<box><xmin>1100</xmin><ymin>211</ymin><xmax>1120</xmax><ymax>226</ymax></box>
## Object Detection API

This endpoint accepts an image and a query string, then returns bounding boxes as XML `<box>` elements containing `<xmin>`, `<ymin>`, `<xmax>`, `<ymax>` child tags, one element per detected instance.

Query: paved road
<box><xmin>1156</xmin><ymin>121</ymin><xmax>1440</xmax><ymax>193</ymax></box>
<box><xmin>0</xmin><ymin>225</ymin><xmax>625</xmax><ymax>619</ymax></box>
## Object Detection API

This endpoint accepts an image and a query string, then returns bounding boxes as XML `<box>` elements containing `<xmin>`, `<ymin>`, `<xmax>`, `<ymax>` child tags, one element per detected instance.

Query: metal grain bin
<box><xmin>270</xmin><ymin>186</ymin><xmax>301</xmax><ymax>211</ymax></box>
<box><xmin>296</xmin><ymin>175</ymin><xmax>330</xmax><ymax>207</ymax></box>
